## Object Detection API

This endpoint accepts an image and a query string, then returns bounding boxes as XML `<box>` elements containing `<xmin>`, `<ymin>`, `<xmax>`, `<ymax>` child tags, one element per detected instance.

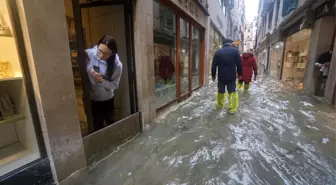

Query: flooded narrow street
<box><xmin>81</xmin><ymin>78</ymin><xmax>336</xmax><ymax>185</ymax></box>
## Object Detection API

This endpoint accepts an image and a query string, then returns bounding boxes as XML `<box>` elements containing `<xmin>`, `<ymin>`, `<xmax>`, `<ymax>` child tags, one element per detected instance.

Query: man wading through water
<box><xmin>211</xmin><ymin>39</ymin><xmax>242</xmax><ymax>113</ymax></box>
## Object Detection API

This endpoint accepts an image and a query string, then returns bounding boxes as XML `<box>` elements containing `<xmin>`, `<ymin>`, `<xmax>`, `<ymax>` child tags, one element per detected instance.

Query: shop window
<box><xmin>282</xmin><ymin>29</ymin><xmax>311</xmax><ymax>88</ymax></box>
<box><xmin>154</xmin><ymin>0</ymin><xmax>175</xmax><ymax>33</ymax></box>
<box><xmin>180</xmin><ymin>19</ymin><xmax>189</xmax><ymax>95</ymax></box>
<box><xmin>153</xmin><ymin>2</ymin><xmax>177</xmax><ymax>108</ymax></box>
<box><xmin>0</xmin><ymin>0</ymin><xmax>40</xmax><ymax>176</ymax></box>
<box><xmin>191</xmin><ymin>26</ymin><xmax>201</xmax><ymax>89</ymax></box>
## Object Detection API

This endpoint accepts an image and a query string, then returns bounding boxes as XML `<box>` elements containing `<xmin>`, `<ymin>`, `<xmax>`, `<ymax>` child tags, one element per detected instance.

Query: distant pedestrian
<box><xmin>85</xmin><ymin>35</ymin><xmax>122</xmax><ymax>131</ymax></box>
<box><xmin>238</xmin><ymin>49</ymin><xmax>258</xmax><ymax>90</ymax></box>
<box><xmin>212</xmin><ymin>39</ymin><xmax>242</xmax><ymax>113</ymax></box>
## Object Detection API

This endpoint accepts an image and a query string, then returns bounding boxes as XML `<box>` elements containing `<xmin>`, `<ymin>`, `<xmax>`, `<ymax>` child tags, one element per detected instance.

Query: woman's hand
<box><xmin>91</xmin><ymin>70</ymin><xmax>103</xmax><ymax>83</ymax></box>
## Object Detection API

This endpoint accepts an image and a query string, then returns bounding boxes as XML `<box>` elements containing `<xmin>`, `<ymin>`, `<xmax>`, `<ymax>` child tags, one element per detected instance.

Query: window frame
<box><xmin>154</xmin><ymin>0</ymin><xmax>205</xmax><ymax>108</ymax></box>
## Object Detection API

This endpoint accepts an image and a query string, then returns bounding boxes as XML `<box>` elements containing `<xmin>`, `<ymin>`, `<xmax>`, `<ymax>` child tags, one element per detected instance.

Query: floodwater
<box><xmin>82</xmin><ymin>78</ymin><xmax>336</xmax><ymax>185</ymax></box>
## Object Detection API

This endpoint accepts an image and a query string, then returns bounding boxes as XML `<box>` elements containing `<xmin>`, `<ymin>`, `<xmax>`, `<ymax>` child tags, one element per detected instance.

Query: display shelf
<box><xmin>0</xmin><ymin>77</ymin><xmax>23</xmax><ymax>82</ymax></box>
<box><xmin>0</xmin><ymin>114</ymin><xmax>25</xmax><ymax>125</ymax></box>
<box><xmin>0</xmin><ymin>142</ymin><xmax>24</xmax><ymax>162</ymax></box>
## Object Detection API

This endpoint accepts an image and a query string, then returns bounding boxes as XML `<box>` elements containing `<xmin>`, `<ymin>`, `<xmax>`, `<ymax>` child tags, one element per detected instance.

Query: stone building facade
<box><xmin>255</xmin><ymin>0</ymin><xmax>335</xmax><ymax>104</ymax></box>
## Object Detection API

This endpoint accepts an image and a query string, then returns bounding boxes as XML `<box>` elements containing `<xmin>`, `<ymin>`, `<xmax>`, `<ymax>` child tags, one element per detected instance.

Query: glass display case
<box><xmin>0</xmin><ymin>0</ymin><xmax>40</xmax><ymax>176</ymax></box>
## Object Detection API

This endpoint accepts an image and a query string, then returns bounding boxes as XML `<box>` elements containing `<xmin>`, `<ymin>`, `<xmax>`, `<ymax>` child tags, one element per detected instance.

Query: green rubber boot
<box><xmin>244</xmin><ymin>83</ymin><xmax>250</xmax><ymax>91</ymax></box>
<box><xmin>216</xmin><ymin>92</ymin><xmax>225</xmax><ymax>109</ymax></box>
<box><xmin>228</xmin><ymin>93</ymin><xmax>233</xmax><ymax>109</ymax></box>
<box><xmin>237</xmin><ymin>81</ymin><xmax>244</xmax><ymax>91</ymax></box>
<box><xmin>229</xmin><ymin>92</ymin><xmax>239</xmax><ymax>114</ymax></box>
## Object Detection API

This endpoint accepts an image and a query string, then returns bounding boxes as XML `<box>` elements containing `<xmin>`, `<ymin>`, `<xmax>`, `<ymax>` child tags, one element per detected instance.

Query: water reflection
<box><xmin>81</xmin><ymin>77</ymin><xmax>336</xmax><ymax>185</ymax></box>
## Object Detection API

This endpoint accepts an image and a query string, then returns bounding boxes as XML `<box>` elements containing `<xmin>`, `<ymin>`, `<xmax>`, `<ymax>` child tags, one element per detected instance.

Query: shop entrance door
<box><xmin>71</xmin><ymin>0</ymin><xmax>140</xmax><ymax>161</ymax></box>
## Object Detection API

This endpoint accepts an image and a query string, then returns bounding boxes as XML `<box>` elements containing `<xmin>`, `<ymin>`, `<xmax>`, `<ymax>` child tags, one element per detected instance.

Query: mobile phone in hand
<box><xmin>93</xmin><ymin>65</ymin><xmax>100</xmax><ymax>73</ymax></box>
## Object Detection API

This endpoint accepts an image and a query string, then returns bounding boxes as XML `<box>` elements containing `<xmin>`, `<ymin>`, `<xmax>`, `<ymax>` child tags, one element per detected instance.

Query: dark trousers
<box><xmin>218</xmin><ymin>80</ymin><xmax>236</xmax><ymax>93</ymax></box>
<box><xmin>91</xmin><ymin>98</ymin><xmax>115</xmax><ymax>131</ymax></box>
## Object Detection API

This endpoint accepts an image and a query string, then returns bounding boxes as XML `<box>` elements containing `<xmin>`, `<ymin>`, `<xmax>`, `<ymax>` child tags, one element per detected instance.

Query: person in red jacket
<box><xmin>158</xmin><ymin>55</ymin><xmax>175</xmax><ymax>84</ymax></box>
<box><xmin>238</xmin><ymin>50</ymin><xmax>257</xmax><ymax>90</ymax></box>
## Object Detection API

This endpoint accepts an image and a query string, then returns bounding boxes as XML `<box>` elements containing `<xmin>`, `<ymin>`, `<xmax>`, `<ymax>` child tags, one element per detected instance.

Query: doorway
<box><xmin>64</xmin><ymin>0</ymin><xmax>140</xmax><ymax>161</ymax></box>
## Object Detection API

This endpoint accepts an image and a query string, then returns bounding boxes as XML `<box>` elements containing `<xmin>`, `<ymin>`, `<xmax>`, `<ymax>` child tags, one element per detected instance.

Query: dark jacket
<box><xmin>240</xmin><ymin>52</ymin><xmax>258</xmax><ymax>82</ymax></box>
<box><xmin>212</xmin><ymin>44</ymin><xmax>242</xmax><ymax>82</ymax></box>
<box><xmin>317</xmin><ymin>51</ymin><xmax>332</xmax><ymax>64</ymax></box>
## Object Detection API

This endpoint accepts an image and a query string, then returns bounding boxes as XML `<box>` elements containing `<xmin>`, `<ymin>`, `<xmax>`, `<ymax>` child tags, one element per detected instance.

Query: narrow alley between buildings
<box><xmin>79</xmin><ymin>77</ymin><xmax>336</xmax><ymax>185</ymax></box>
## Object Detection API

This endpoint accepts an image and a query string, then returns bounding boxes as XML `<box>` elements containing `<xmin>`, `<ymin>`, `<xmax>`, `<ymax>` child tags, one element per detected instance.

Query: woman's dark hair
<box><xmin>97</xmin><ymin>35</ymin><xmax>118</xmax><ymax>80</ymax></box>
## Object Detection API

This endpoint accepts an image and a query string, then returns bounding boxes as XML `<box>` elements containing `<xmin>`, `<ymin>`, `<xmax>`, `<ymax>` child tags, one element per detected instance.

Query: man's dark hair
<box><xmin>222</xmin><ymin>38</ymin><xmax>233</xmax><ymax>46</ymax></box>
